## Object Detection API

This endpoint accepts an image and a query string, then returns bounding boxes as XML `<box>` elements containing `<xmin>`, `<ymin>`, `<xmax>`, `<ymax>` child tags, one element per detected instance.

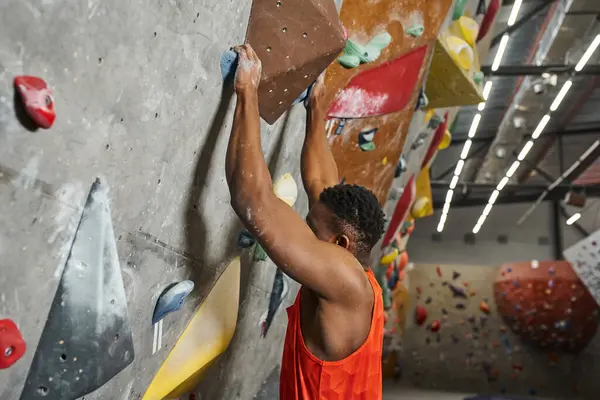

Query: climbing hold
<box><xmin>411</xmin><ymin>197</ymin><xmax>430</xmax><ymax>219</ymax></box>
<box><xmin>358</xmin><ymin>127</ymin><xmax>377</xmax><ymax>143</ymax></box>
<box><xmin>452</xmin><ymin>0</ymin><xmax>468</xmax><ymax>20</ymax></box>
<box><xmin>253</xmin><ymin>243</ymin><xmax>268</xmax><ymax>262</ymax></box>
<box><xmin>415</xmin><ymin>305</ymin><xmax>428</xmax><ymax>326</ymax></box>
<box><xmin>425</xmin><ymin>297</ymin><xmax>432</xmax><ymax>305</ymax></box>
<box><xmin>430</xmin><ymin>320</ymin><xmax>441</xmax><ymax>333</ymax></box>
<box><xmin>382</xmin><ymin>157</ymin><xmax>388</xmax><ymax>166</ymax></box>
<box><xmin>438</xmin><ymin>129</ymin><xmax>452</xmax><ymax>150</ymax></box>
<box><xmin>274</xmin><ymin>173</ymin><xmax>298</xmax><ymax>207</ymax></box>
<box><xmin>334</xmin><ymin>118</ymin><xmax>346</xmax><ymax>135</ymax></box>
<box><xmin>260</xmin><ymin>269</ymin><xmax>289</xmax><ymax>337</ymax></box>
<box><xmin>480</xmin><ymin>301</ymin><xmax>491</xmax><ymax>314</ymax></box>
<box><xmin>337</xmin><ymin>32</ymin><xmax>392</xmax><ymax>68</ymax></box>
<box><xmin>237</xmin><ymin>229</ymin><xmax>255</xmax><ymax>248</ymax></box>
<box><xmin>415</xmin><ymin>88</ymin><xmax>428</xmax><ymax>110</ymax></box>
<box><xmin>220</xmin><ymin>50</ymin><xmax>238</xmax><ymax>82</ymax></box>
<box><xmin>449</xmin><ymin>284</ymin><xmax>467</xmax><ymax>298</ymax></box>
<box><xmin>380</xmin><ymin>249</ymin><xmax>399</xmax><ymax>265</ymax></box>
<box><xmin>456</xmin><ymin>303</ymin><xmax>466</xmax><ymax>309</ymax></box>
<box><xmin>445</xmin><ymin>36</ymin><xmax>474</xmax><ymax>70</ymax></box>
<box><xmin>14</xmin><ymin>76</ymin><xmax>56</xmax><ymax>129</ymax></box>
<box><xmin>427</xmin><ymin>114</ymin><xmax>444</xmax><ymax>130</ymax></box>
<box><xmin>410</xmin><ymin>132</ymin><xmax>429</xmax><ymax>150</ymax></box>
<box><xmin>395</xmin><ymin>156</ymin><xmax>407</xmax><ymax>178</ymax></box>
<box><xmin>405</xmin><ymin>24</ymin><xmax>424</xmax><ymax>37</ymax></box>
<box><xmin>453</xmin><ymin>16</ymin><xmax>480</xmax><ymax>47</ymax></box>
<box><xmin>0</xmin><ymin>319</ymin><xmax>26</xmax><ymax>369</ymax></box>
<box><xmin>152</xmin><ymin>280</ymin><xmax>195</xmax><ymax>324</ymax></box>
<box><xmin>452</xmin><ymin>270</ymin><xmax>461</xmax><ymax>280</ymax></box>
<box><xmin>398</xmin><ymin>251</ymin><xmax>409</xmax><ymax>270</ymax></box>
<box><xmin>416</xmin><ymin>287</ymin><xmax>422</xmax><ymax>295</ymax></box>
<box><xmin>473</xmin><ymin>71</ymin><xmax>484</xmax><ymax>84</ymax></box>
<box><xmin>436</xmin><ymin>266</ymin><xmax>442</xmax><ymax>278</ymax></box>
<box><xmin>359</xmin><ymin>141</ymin><xmax>376</xmax><ymax>152</ymax></box>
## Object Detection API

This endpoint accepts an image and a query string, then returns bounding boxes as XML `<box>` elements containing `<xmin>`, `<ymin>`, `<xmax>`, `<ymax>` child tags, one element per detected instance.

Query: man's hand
<box><xmin>233</xmin><ymin>44</ymin><xmax>262</xmax><ymax>94</ymax></box>
<box><xmin>307</xmin><ymin>73</ymin><xmax>327</xmax><ymax>116</ymax></box>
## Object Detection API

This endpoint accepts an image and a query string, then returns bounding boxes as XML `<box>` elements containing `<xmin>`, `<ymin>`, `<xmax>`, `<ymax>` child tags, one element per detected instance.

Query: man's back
<box><xmin>280</xmin><ymin>269</ymin><xmax>384</xmax><ymax>400</ymax></box>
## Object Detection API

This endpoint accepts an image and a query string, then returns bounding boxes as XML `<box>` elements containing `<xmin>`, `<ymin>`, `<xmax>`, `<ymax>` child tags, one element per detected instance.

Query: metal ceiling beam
<box><xmin>490</xmin><ymin>0</ymin><xmax>555</xmax><ymax>48</ymax></box>
<box><xmin>450</xmin><ymin>127</ymin><xmax>600</xmax><ymax>145</ymax></box>
<box><xmin>481</xmin><ymin>64</ymin><xmax>600</xmax><ymax>76</ymax></box>
<box><xmin>431</xmin><ymin>181</ymin><xmax>600</xmax><ymax>208</ymax></box>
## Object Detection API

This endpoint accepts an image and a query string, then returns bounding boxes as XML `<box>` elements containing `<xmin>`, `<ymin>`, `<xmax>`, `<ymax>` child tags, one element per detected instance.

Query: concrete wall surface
<box><xmin>0</xmin><ymin>1</ymin><xmax>307</xmax><ymax>399</ymax></box>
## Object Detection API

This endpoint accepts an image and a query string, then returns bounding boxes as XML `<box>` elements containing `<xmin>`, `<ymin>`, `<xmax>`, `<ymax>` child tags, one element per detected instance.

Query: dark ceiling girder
<box><xmin>490</xmin><ymin>0</ymin><xmax>554</xmax><ymax>48</ymax></box>
<box><xmin>481</xmin><ymin>64</ymin><xmax>600</xmax><ymax>76</ymax></box>
<box><xmin>431</xmin><ymin>181</ymin><xmax>600</xmax><ymax>208</ymax></box>
<box><xmin>566</xmin><ymin>10</ymin><xmax>600</xmax><ymax>16</ymax></box>
<box><xmin>450</xmin><ymin>127</ymin><xmax>600</xmax><ymax>145</ymax></box>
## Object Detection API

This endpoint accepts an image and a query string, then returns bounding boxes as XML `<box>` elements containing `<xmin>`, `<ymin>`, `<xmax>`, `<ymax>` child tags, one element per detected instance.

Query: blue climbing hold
<box><xmin>152</xmin><ymin>280</ymin><xmax>195</xmax><ymax>324</ymax></box>
<box><xmin>221</xmin><ymin>50</ymin><xmax>238</xmax><ymax>82</ymax></box>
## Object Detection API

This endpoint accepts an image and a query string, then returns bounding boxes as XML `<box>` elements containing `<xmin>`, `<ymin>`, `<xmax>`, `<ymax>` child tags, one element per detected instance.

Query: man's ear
<box><xmin>335</xmin><ymin>234</ymin><xmax>350</xmax><ymax>249</ymax></box>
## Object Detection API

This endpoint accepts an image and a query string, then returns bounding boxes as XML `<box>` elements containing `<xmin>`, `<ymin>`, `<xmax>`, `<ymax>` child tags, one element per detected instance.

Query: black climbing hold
<box><xmin>452</xmin><ymin>271</ymin><xmax>461</xmax><ymax>280</ymax></box>
<box><xmin>449</xmin><ymin>284</ymin><xmax>468</xmax><ymax>299</ymax></box>
<box><xmin>237</xmin><ymin>229</ymin><xmax>256</xmax><ymax>248</ymax></box>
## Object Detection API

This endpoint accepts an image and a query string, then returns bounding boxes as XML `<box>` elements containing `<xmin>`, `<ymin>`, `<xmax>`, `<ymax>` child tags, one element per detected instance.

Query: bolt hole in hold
<box><xmin>37</xmin><ymin>386</ymin><xmax>49</xmax><ymax>396</ymax></box>
<box><xmin>194</xmin><ymin>85</ymin><xmax>198</xmax><ymax>90</ymax></box>
<box><xmin>98</xmin><ymin>57</ymin><xmax>103</xmax><ymax>64</ymax></box>
<box><xmin>276</xmin><ymin>1</ymin><xmax>281</xmax><ymax>6</ymax></box>
<box><xmin>110</xmin><ymin>299</ymin><xmax>115</xmax><ymax>304</ymax></box>
<box><xmin>114</xmin><ymin>334</ymin><xmax>119</xmax><ymax>341</ymax></box>
<box><xmin>60</xmin><ymin>353</ymin><xmax>67</xmax><ymax>361</ymax></box>
<box><xmin>282</xmin><ymin>27</ymin><xmax>287</xmax><ymax>33</ymax></box>
<box><xmin>303</xmin><ymin>32</ymin><xmax>308</xmax><ymax>38</ymax></box>
<box><xmin>155</xmin><ymin>112</ymin><xmax>159</xmax><ymax>119</ymax></box>
<box><xmin>266</xmin><ymin>46</ymin><xmax>272</xmax><ymax>53</ymax></box>
<box><xmin>153</xmin><ymin>32</ymin><xmax>157</xmax><ymax>38</ymax></box>
<box><xmin>105</xmin><ymin>144</ymin><xmax>110</xmax><ymax>150</ymax></box>
<box><xmin>4</xmin><ymin>346</ymin><xmax>13</xmax><ymax>357</ymax></box>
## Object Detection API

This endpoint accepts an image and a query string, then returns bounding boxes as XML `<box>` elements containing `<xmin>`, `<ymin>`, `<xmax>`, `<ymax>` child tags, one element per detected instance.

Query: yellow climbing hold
<box><xmin>274</xmin><ymin>173</ymin><xmax>298</xmax><ymax>207</ymax></box>
<box><xmin>382</xmin><ymin>157</ymin><xmax>388</xmax><ymax>166</ymax></box>
<box><xmin>143</xmin><ymin>257</ymin><xmax>241</xmax><ymax>400</ymax></box>
<box><xmin>439</xmin><ymin>129</ymin><xmax>452</xmax><ymax>150</ymax></box>
<box><xmin>411</xmin><ymin>197</ymin><xmax>430</xmax><ymax>219</ymax></box>
<box><xmin>424</xmin><ymin>109</ymin><xmax>435</xmax><ymax>123</ymax></box>
<box><xmin>380</xmin><ymin>249</ymin><xmax>399</xmax><ymax>265</ymax></box>
<box><xmin>445</xmin><ymin>35</ymin><xmax>473</xmax><ymax>71</ymax></box>
<box><xmin>452</xmin><ymin>16</ymin><xmax>479</xmax><ymax>47</ymax></box>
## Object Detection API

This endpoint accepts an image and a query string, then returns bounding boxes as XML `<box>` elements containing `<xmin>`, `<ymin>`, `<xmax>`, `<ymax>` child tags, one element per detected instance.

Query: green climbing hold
<box><xmin>473</xmin><ymin>71</ymin><xmax>484</xmax><ymax>84</ymax></box>
<box><xmin>253</xmin><ymin>243</ymin><xmax>268</xmax><ymax>262</ymax></box>
<box><xmin>453</xmin><ymin>0</ymin><xmax>468</xmax><ymax>20</ymax></box>
<box><xmin>338</xmin><ymin>54</ymin><xmax>361</xmax><ymax>68</ymax></box>
<box><xmin>359</xmin><ymin>141</ymin><xmax>376</xmax><ymax>152</ymax></box>
<box><xmin>338</xmin><ymin>32</ymin><xmax>392</xmax><ymax>68</ymax></box>
<box><xmin>406</xmin><ymin>24</ymin><xmax>424</xmax><ymax>37</ymax></box>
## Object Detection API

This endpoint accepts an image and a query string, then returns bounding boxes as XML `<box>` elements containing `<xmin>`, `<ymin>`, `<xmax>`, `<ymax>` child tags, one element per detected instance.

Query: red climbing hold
<box><xmin>480</xmin><ymin>301</ymin><xmax>491</xmax><ymax>314</ymax></box>
<box><xmin>430</xmin><ymin>320</ymin><xmax>441</xmax><ymax>333</ymax></box>
<box><xmin>14</xmin><ymin>76</ymin><xmax>56</xmax><ymax>129</ymax></box>
<box><xmin>436</xmin><ymin>265</ymin><xmax>442</xmax><ymax>278</ymax></box>
<box><xmin>0</xmin><ymin>319</ymin><xmax>26</xmax><ymax>369</ymax></box>
<box><xmin>415</xmin><ymin>305</ymin><xmax>428</xmax><ymax>326</ymax></box>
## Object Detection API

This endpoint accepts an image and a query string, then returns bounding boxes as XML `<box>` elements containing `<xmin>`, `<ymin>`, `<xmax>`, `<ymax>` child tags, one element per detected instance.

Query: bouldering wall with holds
<box><xmin>400</xmin><ymin>263</ymin><xmax>600</xmax><ymax>399</ymax></box>
<box><xmin>0</xmin><ymin>0</ymin><xmax>313</xmax><ymax>399</ymax></box>
<box><xmin>319</xmin><ymin>0</ymin><xmax>455</xmax><ymax>204</ymax></box>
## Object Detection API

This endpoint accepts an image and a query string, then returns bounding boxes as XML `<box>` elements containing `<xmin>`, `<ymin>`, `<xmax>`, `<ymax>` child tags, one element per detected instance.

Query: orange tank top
<box><xmin>280</xmin><ymin>269</ymin><xmax>384</xmax><ymax>400</ymax></box>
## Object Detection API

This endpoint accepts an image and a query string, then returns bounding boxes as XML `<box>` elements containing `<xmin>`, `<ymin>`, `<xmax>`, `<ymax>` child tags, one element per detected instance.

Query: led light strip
<box><xmin>471</xmin><ymin>35</ymin><xmax>600</xmax><ymax>234</ymax></box>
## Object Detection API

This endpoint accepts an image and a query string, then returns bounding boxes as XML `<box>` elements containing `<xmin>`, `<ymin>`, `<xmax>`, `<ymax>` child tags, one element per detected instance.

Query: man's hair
<box><xmin>319</xmin><ymin>184</ymin><xmax>386</xmax><ymax>260</ymax></box>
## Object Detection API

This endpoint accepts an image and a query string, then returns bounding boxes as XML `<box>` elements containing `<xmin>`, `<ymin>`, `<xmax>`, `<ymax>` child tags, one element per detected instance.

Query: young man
<box><xmin>226</xmin><ymin>44</ymin><xmax>386</xmax><ymax>399</ymax></box>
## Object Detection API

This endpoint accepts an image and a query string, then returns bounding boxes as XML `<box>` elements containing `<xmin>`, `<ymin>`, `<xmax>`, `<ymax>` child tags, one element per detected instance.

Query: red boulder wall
<box><xmin>493</xmin><ymin>260</ymin><xmax>600</xmax><ymax>352</ymax></box>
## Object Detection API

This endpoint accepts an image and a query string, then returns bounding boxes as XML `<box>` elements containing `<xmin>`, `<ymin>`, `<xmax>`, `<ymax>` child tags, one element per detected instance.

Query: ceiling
<box><xmin>431</xmin><ymin>0</ymin><xmax>600</xmax><ymax>241</ymax></box>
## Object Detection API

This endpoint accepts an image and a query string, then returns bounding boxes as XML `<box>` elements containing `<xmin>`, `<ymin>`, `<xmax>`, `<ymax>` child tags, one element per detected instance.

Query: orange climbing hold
<box><xmin>480</xmin><ymin>301</ymin><xmax>491</xmax><ymax>314</ymax></box>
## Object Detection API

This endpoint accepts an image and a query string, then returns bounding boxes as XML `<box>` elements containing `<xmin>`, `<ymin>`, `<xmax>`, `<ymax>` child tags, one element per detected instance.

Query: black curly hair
<box><xmin>319</xmin><ymin>184</ymin><xmax>386</xmax><ymax>262</ymax></box>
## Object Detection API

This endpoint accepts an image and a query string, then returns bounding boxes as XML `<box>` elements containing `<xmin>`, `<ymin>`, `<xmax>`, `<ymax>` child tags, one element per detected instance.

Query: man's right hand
<box><xmin>233</xmin><ymin>44</ymin><xmax>262</xmax><ymax>94</ymax></box>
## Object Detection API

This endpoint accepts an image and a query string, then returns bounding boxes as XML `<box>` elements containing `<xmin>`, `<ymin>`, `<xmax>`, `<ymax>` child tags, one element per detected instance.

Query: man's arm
<box><xmin>226</xmin><ymin>45</ymin><xmax>365</xmax><ymax>302</ymax></box>
<box><xmin>301</xmin><ymin>75</ymin><xmax>339</xmax><ymax>209</ymax></box>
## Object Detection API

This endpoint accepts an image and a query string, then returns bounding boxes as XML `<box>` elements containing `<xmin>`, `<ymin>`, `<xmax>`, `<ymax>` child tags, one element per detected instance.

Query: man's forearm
<box><xmin>301</xmin><ymin>108</ymin><xmax>338</xmax><ymax>194</ymax></box>
<box><xmin>226</xmin><ymin>90</ymin><xmax>273</xmax><ymax>210</ymax></box>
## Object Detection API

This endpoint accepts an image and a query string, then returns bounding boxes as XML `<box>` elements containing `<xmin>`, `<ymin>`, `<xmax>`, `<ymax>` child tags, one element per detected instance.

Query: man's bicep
<box><xmin>246</xmin><ymin>196</ymin><xmax>353</xmax><ymax>300</ymax></box>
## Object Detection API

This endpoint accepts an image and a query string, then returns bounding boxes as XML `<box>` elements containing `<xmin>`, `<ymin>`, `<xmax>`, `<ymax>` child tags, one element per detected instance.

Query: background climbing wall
<box><xmin>0</xmin><ymin>0</ymin><xmax>308</xmax><ymax>398</ymax></box>
<box><xmin>322</xmin><ymin>0</ymin><xmax>454</xmax><ymax>203</ymax></box>
<box><xmin>401</xmin><ymin>263</ymin><xmax>600</xmax><ymax>399</ymax></box>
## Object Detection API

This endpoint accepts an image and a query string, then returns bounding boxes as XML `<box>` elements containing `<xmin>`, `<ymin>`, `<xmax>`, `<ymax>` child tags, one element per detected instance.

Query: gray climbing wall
<box><xmin>401</xmin><ymin>264</ymin><xmax>600</xmax><ymax>400</ymax></box>
<box><xmin>0</xmin><ymin>1</ymin><xmax>308</xmax><ymax>399</ymax></box>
